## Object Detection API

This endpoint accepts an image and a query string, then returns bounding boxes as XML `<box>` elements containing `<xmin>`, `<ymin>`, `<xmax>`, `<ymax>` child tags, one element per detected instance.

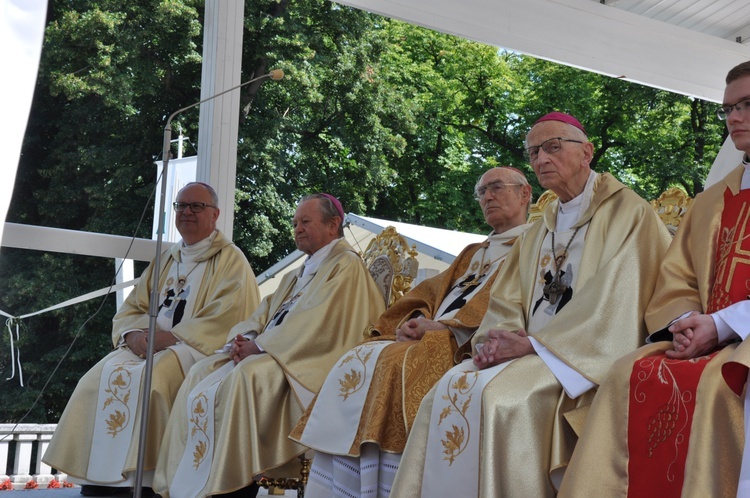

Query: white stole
<box><xmin>170</xmin><ymin>256</ymin><xmax>321</xmax><ymax>495</ymax></box>
<box><xmin>87</xmin><ymin>254</ymin><xmax>207</xmax><ymax>483</ymax></box>
<box><xmin>297</xmin><ymin>341</ymin><xmax>392</xmax><ymax>453</ymax></box>
<box><xmin>418</xmin><ymin>227</ymin><xmax>588</xmax><ymax>497</ymax></box>
<box><xmin>297</xmin><ymin>236</ymin><xmax>508</xmax><ymax>456</ymax></box>
<box><xmin>170</xmin><ymin>360</ymin><xmax>235</xmax><ymax>498</ymax></box>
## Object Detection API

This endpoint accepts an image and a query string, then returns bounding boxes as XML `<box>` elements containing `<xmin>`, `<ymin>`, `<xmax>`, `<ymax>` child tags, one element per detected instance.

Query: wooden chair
<box><xmin>256</xmin><ymin>226</ymin><xmax>419</xmax><ymax>497</ymax></box>
<box><xmin>651</xmin><ymin>187</ymin><xmax>692</xmax><ymax>235</ymax></box>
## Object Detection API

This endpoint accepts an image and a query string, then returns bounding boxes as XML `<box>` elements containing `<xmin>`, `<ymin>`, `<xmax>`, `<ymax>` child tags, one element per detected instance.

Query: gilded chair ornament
<box><xmin>651</xmin><ymin>187</ymin><xmax>692</xmax><ymax>235</ymax></box>
<box><xmin>361</xmin><ymin>226</ymin><xmax>419</xmax><ymax>307</ymax></box>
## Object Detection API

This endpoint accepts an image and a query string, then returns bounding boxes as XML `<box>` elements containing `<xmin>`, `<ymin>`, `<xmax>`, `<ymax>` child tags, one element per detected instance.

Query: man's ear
<box><xmin>331</xmin><ymin>216</ymin><xmax>342</xmax><ymax>232</ymax></box>
<box><xmin>582</xmin><ymin>141</ymin><xmax>595</xmax><ymax>163</ymax></box>
<box><xmin>522</xmin><ymin>185</ymin><xmax>532</xmax><ymax>204</ymax></box>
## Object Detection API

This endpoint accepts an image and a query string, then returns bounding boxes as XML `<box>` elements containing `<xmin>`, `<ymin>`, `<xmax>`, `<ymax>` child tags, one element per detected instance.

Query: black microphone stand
<box><xmin>133</xmin><ymin>69</ymin><xmax>283</xmax><ymax>498</ymax></box>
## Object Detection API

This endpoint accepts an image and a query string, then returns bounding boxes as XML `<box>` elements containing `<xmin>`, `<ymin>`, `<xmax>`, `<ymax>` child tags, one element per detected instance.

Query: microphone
<box><xmin>163</xmin><ymin>68</ymin><xmax>284</xmax><ymax>154</ymax></box>
<box><xmin>133</xmin><ymin>68</ymin><xmax>284</xmax><ymax>498</ymax></box>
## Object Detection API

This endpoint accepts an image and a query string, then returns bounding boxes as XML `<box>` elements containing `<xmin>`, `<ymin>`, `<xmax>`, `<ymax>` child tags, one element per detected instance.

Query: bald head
<box><xmin>174</xmin><ymin>183</ymin><xmax>220</xmax><ymax>245</ymax></box>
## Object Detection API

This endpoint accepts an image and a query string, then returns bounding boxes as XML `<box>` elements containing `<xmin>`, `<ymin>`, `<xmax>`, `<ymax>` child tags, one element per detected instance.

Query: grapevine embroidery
<box><xmin>633</xmin><ymin>355</ymin><xmax>710</xmax><ymax>481</ymax></box>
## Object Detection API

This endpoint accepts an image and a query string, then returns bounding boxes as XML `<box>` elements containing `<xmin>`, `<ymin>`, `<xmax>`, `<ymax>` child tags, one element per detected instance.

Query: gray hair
<box><xmin>474</xmin><ymin>166</ymin><xmax>532</xmax><ymax>212</ymax></box>
<box><xmin>180</xmin><ymin>182</ymin><xmax>219</xmax><ymax>205</ymax></box>
<box><xmin>301</xmin><ymin>193</ymin><xmax>345</xmax><ymax>237</ymax></box>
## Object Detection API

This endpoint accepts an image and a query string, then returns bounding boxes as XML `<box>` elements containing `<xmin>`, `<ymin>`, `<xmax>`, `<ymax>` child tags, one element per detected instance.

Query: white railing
<box><xmin>0</xmin><ymin>424</ymin><xmax>68</xmax><ymax>490</ymax></box>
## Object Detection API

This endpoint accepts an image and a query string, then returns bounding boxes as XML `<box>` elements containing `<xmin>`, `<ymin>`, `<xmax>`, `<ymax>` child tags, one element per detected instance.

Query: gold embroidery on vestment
<box><xmin>102</xmin><ymin>363</ymin><xmax>138</xmax><ymax>437</ymax></box>
<box><xmin>437</xmin><ymin>370</ymin><xmax>478</xmax><ymax>465</ymax></box>
<box><xmin>724</xmin><ymin>205</ymin><xmax>750</xmax><ymax>294</ymax></box>
<box><xmin>336</xmin><ymin>344</ymin><xmax>377</xmax><ymax>400</ymax></box>
<box><xmin>188</xmin><ymin>390</ymin><xmax>212</xmax><ymax>469</ymax></box>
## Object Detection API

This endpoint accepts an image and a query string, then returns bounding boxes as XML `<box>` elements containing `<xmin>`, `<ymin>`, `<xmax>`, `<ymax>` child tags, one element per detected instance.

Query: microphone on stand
<box><xmin>133</xmin><ymin>69</ymin><xmax>284</xmax><ymax>498</ymax></box>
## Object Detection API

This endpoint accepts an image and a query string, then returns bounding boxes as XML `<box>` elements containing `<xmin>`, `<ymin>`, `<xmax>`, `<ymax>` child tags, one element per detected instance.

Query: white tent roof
<box><xmin>335</xmin><ymin>0</ymin><xmax>750</xmax><ymax>103</ymax></box>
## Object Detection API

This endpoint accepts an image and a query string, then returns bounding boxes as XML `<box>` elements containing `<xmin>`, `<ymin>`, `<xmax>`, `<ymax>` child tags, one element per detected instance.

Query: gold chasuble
<box><xmin>43</xmin><ymin>231</ymin><xmax>260</xmax><ymax>486</ymax></box>
<box><xmin>153</xmin><ymin>239</ymin><xmax>385</xmax><ymax>498</ymax></box>
<box><xmin>290</xmin><ymin>225</ymin><xmax>529</xmax><ymax>498</ymax></box>
<box><xmin>559</xmin><ymin>164</ymin><xmax>749</xmax><ymax>498</ymax></box>
<box><xmin>390</xmin><ymin>173</ymin><xmax>671</xmax><ymax>498</ymax></box>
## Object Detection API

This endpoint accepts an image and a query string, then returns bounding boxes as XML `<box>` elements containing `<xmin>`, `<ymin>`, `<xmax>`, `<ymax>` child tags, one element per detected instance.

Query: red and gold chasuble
<box><xmin>627</xmin><ymin>187</ymin><xmax>750</xmax><ymax>497</ymax></box>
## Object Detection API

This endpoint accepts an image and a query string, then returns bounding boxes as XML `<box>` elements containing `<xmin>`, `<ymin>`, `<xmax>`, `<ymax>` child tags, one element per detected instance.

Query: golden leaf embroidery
<box><xmin>194</xmin><ymin>399</ymin><xmax>205</xmax><ymax>415</ymax></box>
<box><xmin>436</xmin><ymin>370</ymin><xmax>478</xmax><ymax>465</ymax></box>
<box><xmin>192</xmin><ymin>440</ymin><xmax>208</xmax><ymax>469</ymax></box>
<box><xmin>442</xmin><ymin>425</ymin><xmax>465</xmax><ymax>464</ymax></box>
<box><xmin>338</xmin><ymin>369</ymin><xmax>362</xmax><ymax>400</ymax></box>
<box><xmin>451</xmin><ymin>374</ymin><xmax>470</xmax><ymax>391</ymax></box>
<box><xmin>100</xmin><ymin>364</ymin><xmax>135</xmax><ymax>437</ymax></box>
<box><xmin>335</xmin><ymin>345</ymin><xmax>379</xmax><ymax>400</ymax></box>
<box><xmin>339</xmin><ymin>354</ymin><xmax>355</xmax><ymax>366</ymax></box>
<box><xmin>111</xmin><ymin>373</ymin><xmax>127</xmax><ymax>388</ymax></box>
<box><xmin>105</xmin><ymin>410</ymin><xmax>127</xmax><ymax>437</ymax></box>
<box><xmin>438</xmin><ymin>406</ymin><xmax>452</xmax><ymax>424</ymax></box>
<box><xmin>187</xmin><ymin>391</ymin><xmax>211</xmax><ymax>468</ymax></box>
<box><xmin>461</xmin><ymin>394</ymin><xmax>472</xmax><ymax>416</ymax></box>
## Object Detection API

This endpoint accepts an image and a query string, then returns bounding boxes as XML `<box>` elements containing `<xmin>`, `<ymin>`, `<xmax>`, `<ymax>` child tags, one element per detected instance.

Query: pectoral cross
<box><xmin>543</xmin><ymin>276</ymin><xmax>566</xmax><ymax>305</ymax></box>
<box><xmin>458</xmin><ymin>273</ymin><xmax>481</xmax><ymax>290</ymax></box>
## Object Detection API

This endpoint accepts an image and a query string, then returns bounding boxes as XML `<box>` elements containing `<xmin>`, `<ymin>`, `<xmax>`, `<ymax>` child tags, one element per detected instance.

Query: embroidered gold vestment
<box><xmin>391</xmin><ymin>173</ymin><xmax>672</xmax><ymax>498</ymax></box>
<box><xmin>153</xmin><ymin>239</ymin><xmax>386</xmax><ymax>498</ymax></box>
<box><xmin>43</xmin><ymin>231</ymin><xmax>260</xmax><ymax>484</ymax></box>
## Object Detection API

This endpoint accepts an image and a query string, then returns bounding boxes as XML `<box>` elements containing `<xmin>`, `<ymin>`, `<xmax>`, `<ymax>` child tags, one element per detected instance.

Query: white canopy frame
<box><xmin>4</xmin><ymin>0</ymin><xmax>750</xmax><ymax>284</ymax></box>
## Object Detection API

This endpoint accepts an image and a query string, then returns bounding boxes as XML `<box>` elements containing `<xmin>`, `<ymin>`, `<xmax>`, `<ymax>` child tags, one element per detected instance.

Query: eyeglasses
<box><xmin>717</xmin><ymin>97</ymin><xmax>750</xmax><ymax>121</ymax></box>
<box><xmin>524</xmin><ymin>137</ymin><xmax>584</xmax><ymax>162</ymax></box>
<box><xmin>474</xmin><ymin>180</ymin><xmax>523</xmax><ymax>200</ymax></box>
<box><xmin>173</xmin><ymin>202</ymin><xmax>217</xmax><ymax>213</ymax></box>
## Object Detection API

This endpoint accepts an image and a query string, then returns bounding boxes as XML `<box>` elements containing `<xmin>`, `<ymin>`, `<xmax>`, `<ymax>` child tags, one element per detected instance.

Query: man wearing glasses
<box><xmin>390</xmin><ymin>112</ymin><xmax>671</xmax><ymax>498</ymax></box>
<box><xmin>153</xmin><ymin>194</ymin><xmax>386</xmax><ymax>498</ymax></box>
<box><xmin>290</xmin><ymin>167</ymin><xmax>532</xmax><ymax>498</ymax></box>
<box><xmin>560</xmin><ymin>61</ymin><xmax>750</xmax><ymax>497</ymax></box>
<box><xmin>44</xmin><ymin>182</ymin><xmax>260</xmax><ymax>497</ymax></box>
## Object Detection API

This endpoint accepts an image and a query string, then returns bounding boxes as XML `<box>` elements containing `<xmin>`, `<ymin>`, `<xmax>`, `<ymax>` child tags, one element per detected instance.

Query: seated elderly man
<box><xmin>290</xmin><ymin>166</ymin><xmax>532</xmax><ymax>497</ymax></box>
<box><xmin>43</xmin><ymin>182</ymin><xmax>260</xmax><ymax>496</ymax></box>
<box><xmin>559</xmin><ymin>60</ymin><xmax>750</xmax><ymax>498</ymax></box>
<box><xmin>153</xmin><ymin>193</ymin><xmax>386</xmax><ymax>498</ymax></box>
<box><xmin>389</xmin><ymin>112</ymin><xmax>672</xmax><ymax>498</ymax></box>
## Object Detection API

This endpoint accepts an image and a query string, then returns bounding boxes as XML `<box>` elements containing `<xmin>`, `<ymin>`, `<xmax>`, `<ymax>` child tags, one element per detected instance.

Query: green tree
<box><xmin>1</xmin><ymin>0</ymin><xmax>205</xmax><ymax>422</ymax></box>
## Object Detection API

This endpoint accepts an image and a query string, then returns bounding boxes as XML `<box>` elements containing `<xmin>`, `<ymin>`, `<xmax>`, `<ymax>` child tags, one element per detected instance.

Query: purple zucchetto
<box><xmin>320</xmin><ymin>193</ymin><xmax>345</xmax><ymax>225</ymax></box>
<box><xmin>534</xmin><ymin>112</ymin><xmax>587</xmax><ymax>135</ymax></box>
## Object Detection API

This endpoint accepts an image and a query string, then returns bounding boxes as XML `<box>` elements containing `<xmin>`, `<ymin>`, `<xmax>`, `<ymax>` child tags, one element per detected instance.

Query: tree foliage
<box><xmin>0</xmin><ymin>0</ymin><xmax>725</xmax><ymax>422</ymax></box>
